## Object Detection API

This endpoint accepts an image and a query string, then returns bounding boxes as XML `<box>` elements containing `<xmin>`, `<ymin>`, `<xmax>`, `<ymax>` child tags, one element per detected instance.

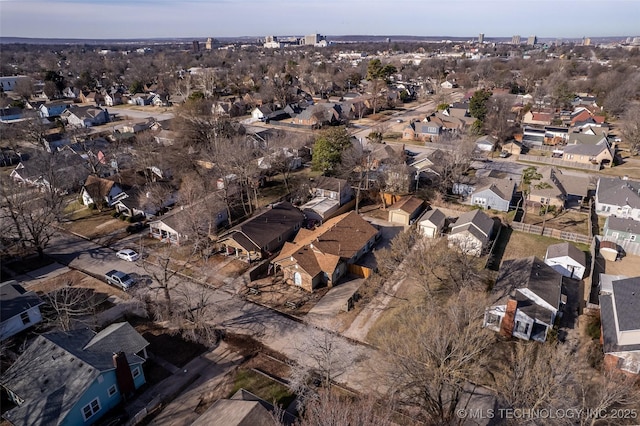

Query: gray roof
<box><xmin>1</xmin><ymin>323</ymin><xmax>147</xmax><ymax>426</ymax></box>
<box><xmin>545</xmin><ymin>242</ymin><xmax>587</xmax><ymax>267</ymax></box>
<box><xmin>418</xmin><ymin>208</ymin><xmax>446</xmax><ymax>228</ymax></box>
<box><xmin>474</xmin><ymin>179</ymin><xmax>515</xmax><ymax>201</ymax></box>
<box><xmin>312</xmin><ymin>176</ymin><xmax>348</xmax><ymax>193</ymax></box>
<box><xmin>552</xmin><ymin>169</ymin><xmax>591</xmax><ymax>198</ymax></box>
<box><xmin>492</xmin><ymin>256</ymin><xmax>563</xmax><ymax>309</ymax></box>
<box><xmin>597</xmin><ymin>177</ymin><xmax>640</xmax><ymax>209</ymax></box>
<box><xmin>610</xmin><ymin>277</ymin><xmax>640</xmax><ymax>332</ymax></box>
<box><xmin>606</xmin><ymin>216</ymin><xmax>640</xmax><ymax>235</ymax></box>
<box><xmin>563</xmin><ymin>142</ymin><xmax>609</xmax><ymax>157</ymax></box>
<box><xmin>0</xmin><ymin>281</ymin><xmax>44</xmax><ymax>323</ymax></box>
<box><xmin>451</xmin><ymin>209</ymin><xmax>494</xmax><ymax>238</ymax></box>
<box><xmin>83</xmin><ymin>322</ymin><xmax>149</xmax><ymax>355</ymax></box>
<box><xmin>600</xmin><ymin>284</ymin><xmax>640</xmax><ymax>354</ymax></box>
<box><xmin>221</xmin><ymin>202</ymin><xmax>304</xmax><ymax>252</ymax></box>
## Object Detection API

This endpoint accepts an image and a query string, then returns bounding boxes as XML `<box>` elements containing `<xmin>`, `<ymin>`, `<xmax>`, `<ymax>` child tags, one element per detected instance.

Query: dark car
<box><xmin>126</xmin><ymin>222</ymin><xmax>147</xmax><ymax>234</ymax></box>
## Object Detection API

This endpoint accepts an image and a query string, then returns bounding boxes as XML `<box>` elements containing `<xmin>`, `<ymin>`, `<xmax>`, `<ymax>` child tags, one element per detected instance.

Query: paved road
<box><xmin>43</xmin><ymin>230</ymin><xmax>382</xmax><ymax>395</ymax></box>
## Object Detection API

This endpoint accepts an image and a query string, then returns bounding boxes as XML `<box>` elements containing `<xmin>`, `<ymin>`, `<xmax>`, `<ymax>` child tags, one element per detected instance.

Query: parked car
<box><xmin>126</xmin><ymin>222</ymin><xmax>147</xmax><ymax>234</ymax></box>
<box><xmin>116</xmin><ymin>249</ymin><xmax>140</xmax><ymax>262</ymax></box>
<box><xmin>105</xmin><ymin>270</ymin><xmax>136</xmax><ymax>290</ymax></box>
<box><xmin>499</xmin><ymin>151</ymin><xmax>510</xmax><ymax>158</ymax></box>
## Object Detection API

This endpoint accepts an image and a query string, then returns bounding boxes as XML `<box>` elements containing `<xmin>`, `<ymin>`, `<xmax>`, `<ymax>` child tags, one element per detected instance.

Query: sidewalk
<box><xmin>125</xmin><ymin>342</ymin><xmax>243</xmax><ymax>426</ymax></box>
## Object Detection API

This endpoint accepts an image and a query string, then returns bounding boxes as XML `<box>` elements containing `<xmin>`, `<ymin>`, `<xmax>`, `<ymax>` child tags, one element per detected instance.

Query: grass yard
<box><xmin>492</xmin><ymin>228</ymin><xmax>589</xmax><ymax>268</ymax></box>
<box><xmin>229</xmin><ymin>368</ymin><xmax>295</xmax><ymax>408</ymax></box>
<box><xmin>522</xmin><ymin>209</ymin><xmax>590</xmax><ymax>236</ymax></box>
<box><xmin>62</xmin><ymin>210</ymin><xmax>129</xmax><ymax>239</ymax></box>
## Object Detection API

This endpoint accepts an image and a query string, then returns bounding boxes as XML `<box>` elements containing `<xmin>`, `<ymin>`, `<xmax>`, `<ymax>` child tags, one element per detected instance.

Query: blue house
<box><xmin>38</xmin><ymin>101</ymin><xmax>72</xmax><ymax>118</ymax></box>
<box><xmin>603</xmin><ymin>216</ymin><xmax>640</xmax><ymax>243</ymax></box>
<box><xmin>1</xmin><ymin>322</ymin><xmax>149</xmax><ymax>426</ymax></box>
<box><xmin>470</xmin><ymin>179</ymin><xmax>516</xmax><ymax>212</ymax></box>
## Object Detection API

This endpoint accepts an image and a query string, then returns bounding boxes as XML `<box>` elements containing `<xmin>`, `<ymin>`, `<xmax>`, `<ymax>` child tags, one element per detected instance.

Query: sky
<box><xmin>1</xmin><ymin>0</ymin><xmax>639</xmax><ymax>40</ymax></box>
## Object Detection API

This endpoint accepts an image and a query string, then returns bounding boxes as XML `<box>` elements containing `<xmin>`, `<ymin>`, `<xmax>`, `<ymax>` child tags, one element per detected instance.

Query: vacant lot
<box><xmin>522</xmin><ymin>209</ymin><xmax>590</xmax><ymax>236</ymax></box>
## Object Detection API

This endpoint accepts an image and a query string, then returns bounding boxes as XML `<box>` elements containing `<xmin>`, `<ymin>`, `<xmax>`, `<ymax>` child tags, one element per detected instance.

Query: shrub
<box><xmin>88</xmin><ymin>203</ymin><xmax>96</xmax><ymax>210</ymax></box>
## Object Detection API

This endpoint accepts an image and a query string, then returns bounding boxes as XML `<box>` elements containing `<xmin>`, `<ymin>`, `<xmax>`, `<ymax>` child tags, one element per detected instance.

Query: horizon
<box><xmin>1</xmin><ymin>0</ymin><xmax>639</xmax><ymax>40</ymax></box>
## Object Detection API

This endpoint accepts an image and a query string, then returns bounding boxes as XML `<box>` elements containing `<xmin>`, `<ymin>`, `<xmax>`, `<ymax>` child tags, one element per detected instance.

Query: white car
<box><xmin>116</xmin><ymin>249</ymin><xmax>140</xmax><ymax>262</ymax></box>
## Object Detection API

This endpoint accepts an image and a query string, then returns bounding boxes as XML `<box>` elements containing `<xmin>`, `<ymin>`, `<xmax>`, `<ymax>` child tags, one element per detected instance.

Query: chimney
<box><xmin>113</xmin><ymin>352</ymin><xmax>136</xmax><ymax>397</ymax></box>
<box><xmin>500</xmin><ymin>299</ymin><xmax>518</xmax><ymax>338</ymax></box>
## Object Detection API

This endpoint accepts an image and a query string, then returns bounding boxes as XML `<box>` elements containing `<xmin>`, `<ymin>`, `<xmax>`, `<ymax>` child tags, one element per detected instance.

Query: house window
<box><xmin>82</xmin><ymin>397</ymin><xmax>101</xmax><ymax>421</ymax></box>
<box><xmin>108</xmin><ymin>385</ymin><xmax>117</xmax><ymax>397</ymax></box>
<box><xmin>20</xmin><ymin>312</ymin><xmax>30</xmax><ymax>325</ymax></box>
<box><xmin>630</xmin><ymin>235</ymin><xmax>637</xmax><ymax>242</ymax></box>
<box><xmin>486</xmin><ymin>313</ymin><xmax>501</xmax><ymax>327</ymax></box>
<box><xmin>611</xmin><ymin>232</ymin><xmax>619</xmax><ymax>239</ymax></box>
<box><xmin>132</xmin><ymin>366</ymin><xmax>141</xmax><ymax>379</ymax></box>
<box><xmin>515</xmin><ymin>321</ymin><xmax>529</xmax><ymax>334</ymax></box>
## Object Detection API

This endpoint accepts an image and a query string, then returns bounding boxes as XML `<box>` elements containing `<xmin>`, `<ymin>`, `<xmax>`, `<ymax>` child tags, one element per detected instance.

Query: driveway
<box><xmin>305</xmin><ymin>277</ymin><xmax>363</xmax><ymax>330</ymax></box>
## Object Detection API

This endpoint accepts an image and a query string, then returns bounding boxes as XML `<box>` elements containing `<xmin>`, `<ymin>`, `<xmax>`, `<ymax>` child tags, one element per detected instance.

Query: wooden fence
<box><xmin>600</xmin><ymin>235</ymin><xmax>640</xmax><ymax>256</ymax></box>
<box><xmin>511</xmin><ymin>221</ymin><xmax>591</xmax><ymax>244</ymax></box>
<box><xmin>518</xmin><ymin>154</ymin><xmax>601</xmax><ymax>171</ymax></box>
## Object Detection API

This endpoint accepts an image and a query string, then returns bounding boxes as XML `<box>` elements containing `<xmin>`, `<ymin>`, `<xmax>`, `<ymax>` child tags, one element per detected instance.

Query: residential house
<box><xmin>80</xmin><ymin>91</ymin><xmax>103</xmax><ymax>105</ymax></box>
<box><xmin>148</xmin><ymin>201</ymin><xmax>228</xmax><ymax>245</ymax></box>
<box><xmin>293</xmin><ymin>104</ymin><xmax>342</xmax><ymax>127</ymax></box>
<box><xmin>301</xmin><ymin>176</ymin><xmax>355</xmax><ymax>223</ymax></box>
<box><xmin>10</xmin><ymin>153</ymin><xmax>90</xmax><ymax>192</ymax></box>
<box><xmin>440</xmin><ymin>80</ymin><xmax>456</xmax><ymax>89</ymax></box>
<box><xmin>543</xmin><ymin>126</ymin><xmax>569</xmax><ymax>145</ymax></box>
<box><xmin>61</xmin><ymin>106</ymin><xmax>110</xmax><ymax>128</ymax></box>
<box><xmin>484</xmin><ymin>256</ymin><xmax>565</xmax><ymax>342</ymax></box>
<box><xmin>522</xmin><ymin>126</ymin><xmax>546</xmax><ymax>147</ymax></box>
<box><xmin>599</xmin><ymin>276</ymin><xmax>640</xmax><ymax>375</ymax></box>
<box><xmin>402</xmin><ymin>121</ymin><xmax>442</xmax><ymax>142</ymax></box>
<box><xmin>471</xmin><ymin>179</ymin><xmax>516</xmax><ymax>212</ymax></box>
<box><xmin>0</xmin><ymin>281</ymin><xmax>44</xmax><ymax>342</ymax></box>
<box><xmin>80</xmin><ymin>175</ymin><xmax>126</xmax><ymax>208</ymax></box>
<box><xmin>192</xmin><ymin>389</ymin><xmax>294</xmax><ymax>426</ymax></box>
<box><xmin>63</xmin><ymin>87</ymin><xmax>81</xmax><ymax>99</ymax></box>
<box><xmin>218</xmin><ymin>202</ymin><xmax>305</xmax><ymax>261</ymax></box>
<box><xmin>122</xmin><ymin>118</ymin><xmax>155</xmax><ymax>134</ymax></box>
<box><xmin>417</xmin><ymin>208</ymin><xmax>447</xmax><ymax>238</ymax></box>
<box><xmin>37</xmin><ymin>101</ymin><xmax>71</xmax><ymax>118</ymax></box>
<box><xmin>251</xmin><ymin>105</ymin><xmax>273</xmax><ymax>121</ymax></box>
<box><xmin>562</xmin><ymin>133</ymin><xmax>613</xmax><ymax>168</ymax></box>
<box><xmin>522</xmin><ymin>111</ymin><xmax>553</xmax><ymax>126</ymax></box>
<box><xmin>595</xmin><ymin>177</ymin><xmax>640</xmax><ymax>220</ymax></box>
<box><xmin>128</xmin><ymin>93</ymin><xmax>153</xmax><ymax>106</ymax></box>
<box><xmin>544</xmin><ymin>242</ymin><xmax>587</xmax><ymax>279</ymax></box>
<box><xmin>0</xmin><ymin>107</ymin><xmax>23</xmax><ymax>123</ymax></box>
<box><xmin>447</xmin><ymin>209</ymin><xmax>495</xmax><ymax>256</ymax></box>
<box><xmin>475</xmin><ymin>135</ymin><xmax>497</xmax><ymax>152</ymax></box>
<box><xmin>603</xmin><ymin>216</ymin><xmax>640</xmax><ymax>243</ymax></box>
<box><xmin>387</xmin><ymin>195</ymin><xmax>425</xmax><ymax>226</ymax></box>
<box><xmin>103</xmin><ymin>93</ymin><xmax>122</xmax><ymax>106</ymax></box>
<box><xmin>114</xmin><ymin>182</ymin><xmax>178</xmax><ymax>219</ymax></box>
<box><xmin>151</xmin><ymin>93</ymin><xmax>170</xmax><ymax>107</ymax></box>
<box><xmin>0</xmin><ymin>322</ymin><xmax>149</xmax><ymax>426</ymax></box>
<box><xmin>272</xmin><ymin>211</ymin><xmax>379</xmax><ymax>291</ymax></box>
<box><xmin>527</xmin><ymin>167</ymin><xmax>592</xmax><ymax>211</ymax></box>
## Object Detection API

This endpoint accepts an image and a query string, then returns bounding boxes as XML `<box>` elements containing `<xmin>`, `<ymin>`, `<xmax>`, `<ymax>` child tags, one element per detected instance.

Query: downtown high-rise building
<box><xmin>511</xmin><ymin>35</ymin><xmax>521</xmax><ymax>44</ymax></box>
<box><xmin>478</xmin><ymin>33</ymin><xmax>484</xmax><ymax>44</ymax></box>
<box><xmin>527</xmin><ymin>35</ymin><xmax>537</xmax><ymax>46</ymax></box>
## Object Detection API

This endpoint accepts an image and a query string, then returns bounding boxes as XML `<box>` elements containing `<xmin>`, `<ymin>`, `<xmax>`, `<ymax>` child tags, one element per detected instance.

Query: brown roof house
<box><xmin>484</xmin><ymin>256</ymin><xmax>565</xmax><ymax>342</ymax></box>
<box><xmin>80</xmin><ymin>175</ymin><xmax>126</xmax><ymax>209</ymax></box>
<box><xmin>272</xmin><ymin>211</ymin><xmax>379</xmax><ymax>292</ymax></box>
<box><xmin>218</xmin><ymin>202</ymin><xmax>305</xmax><ymax>262</ymax></box>
<box><xmin>387</xmin><ymin>195</ymin><xmax>425</xmax><ymax>226</ymax></box>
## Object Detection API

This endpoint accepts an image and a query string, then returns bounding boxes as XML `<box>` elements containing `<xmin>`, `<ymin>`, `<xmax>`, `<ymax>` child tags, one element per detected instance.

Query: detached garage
<box><xmin>388</xmin><ymin>196</ymin><xmax>425</xmax><ymax>226</ymax></box>
<box><xmin>544</xmin><ymin>242</ymin><xmax>587</xmax><ymax>279</ymax></box>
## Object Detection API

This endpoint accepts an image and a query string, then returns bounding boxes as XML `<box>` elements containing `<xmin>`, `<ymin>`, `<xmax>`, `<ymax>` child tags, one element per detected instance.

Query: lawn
<box><xmin>493</xmin><ymin>229</ymin><xmax>589</xmax><ymax>267</ymax></box>
<box><xmin>62</xmin><ymin>210</ymin><xmax>129</xmax><ymax>239</ymax></box>
<box><xmin>229</xmin><ymin>368</ymin><xmax>295</xmax><ymax>408</ymax></box>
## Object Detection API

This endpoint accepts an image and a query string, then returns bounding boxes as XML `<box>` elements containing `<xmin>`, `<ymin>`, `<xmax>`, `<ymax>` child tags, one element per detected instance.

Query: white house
<box><xmin>447</xmin><ymin>209</ymin><xmax>495</xmax><ymax>256</ymax></box>
<box><xmin>417</xmin><ymin>208</ymin><xmax>446</xmax><ymax>238</ymax></box>
<box><xmin>544</xmin><ymin>242</ymin><xmax>587</xmax><ymax>279</ymax></box>
<box><xmin>80</xmin><ymin>175</ymin><xmax>126</xmax><ymax>207</ymax></box>
<box><xmin>595</xmin><ymin>176</ymin><xmax>640</xmax><ymax>220</ymax></box>
<box><xmin>251</xmin><ymin>106</ymin><xmax>273</xmax><ymax>121</ymax></box>
<box><xmin>484</xmin><ymin>257</ymin><xmax>565</xmax><ymax>342</ymax></box>
<box><xmin>0</xmin><ymin>281</ymin><xmax>44</xmax><ymax>341</ymax></box>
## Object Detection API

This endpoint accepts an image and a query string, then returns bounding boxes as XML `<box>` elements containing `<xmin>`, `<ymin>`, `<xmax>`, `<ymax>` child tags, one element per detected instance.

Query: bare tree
<box><xmin>142</xmin><ymin>244</ymin><xmax>193</xmax><ymax>316</ymax></box>
<box><xmin>295</xmin><ymin>389</ymin><xmax>396</xmax><ymax>426</ymax></box>
<box><xmin>621</xmin><ymin>105</ymin><xmax>640</xmax><ymax>156</ymax></box>
<box><xmin>371</xmin><ymin>288</ymin><xmax>495</xmax><ymax>425</ymax></box>
<box><xmin>41</xmin><ymin>284</ymin><xmax>106</xmax><ymax>331</ymax></box>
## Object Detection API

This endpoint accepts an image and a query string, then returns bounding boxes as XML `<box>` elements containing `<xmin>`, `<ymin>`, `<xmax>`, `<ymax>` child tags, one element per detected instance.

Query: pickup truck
<box><xmin>105</xmin><ymin>270</ymin><xmax>135</xmax><ymax>291</ymax></box>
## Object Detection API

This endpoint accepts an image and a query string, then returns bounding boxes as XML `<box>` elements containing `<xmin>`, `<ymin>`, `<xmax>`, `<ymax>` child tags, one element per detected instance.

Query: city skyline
<box><xmin>1</xmin><ymin>0</ymin><xmax>639</xmax><ymax>40</ymax></box>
